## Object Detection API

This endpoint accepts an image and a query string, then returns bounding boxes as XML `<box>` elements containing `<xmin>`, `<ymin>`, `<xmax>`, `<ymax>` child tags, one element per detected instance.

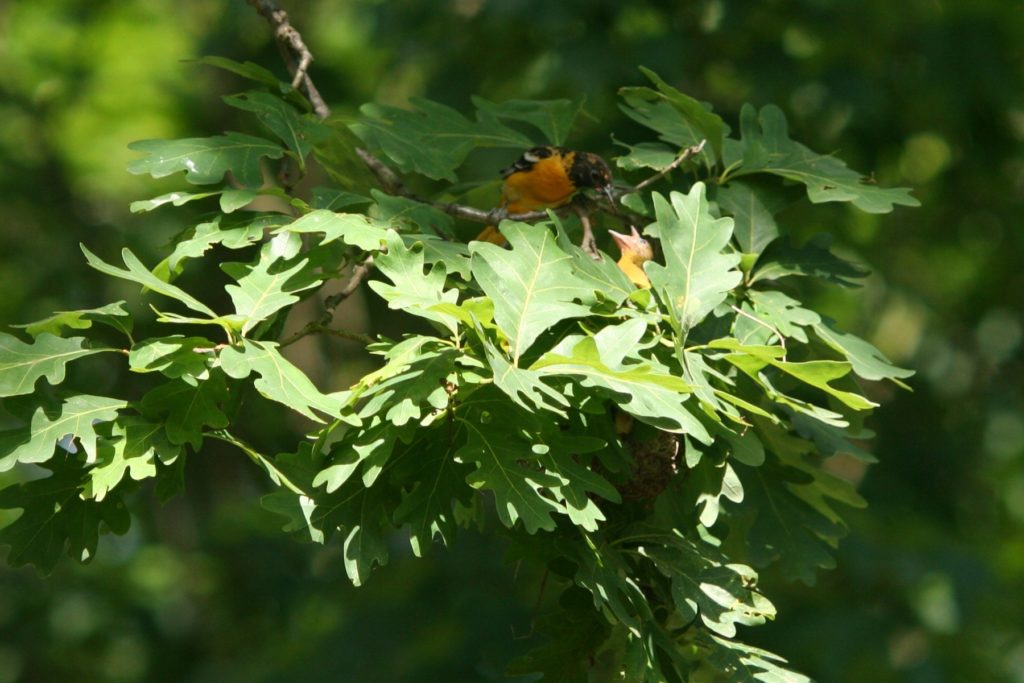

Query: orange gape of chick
<box><xmin>475</xmin><ymin>146</ymin><xmax>614</xmax><ymax>245</ymax></box>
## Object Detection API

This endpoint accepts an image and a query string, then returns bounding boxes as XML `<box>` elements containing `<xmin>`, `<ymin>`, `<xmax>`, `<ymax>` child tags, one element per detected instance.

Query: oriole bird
<box><xmin>475</xmin><ymin>146</ymin><xmax>615</xmax><ymax>246</ymax></box>
<box><xmin>608</xmin><ymin>226</ymin><xmax>653</xmax><ymax>288</ymax></box>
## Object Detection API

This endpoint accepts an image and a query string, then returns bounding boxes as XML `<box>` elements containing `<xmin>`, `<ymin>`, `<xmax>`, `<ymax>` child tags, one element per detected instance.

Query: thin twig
<box><xmin>357</xmin><ymin>147</ymin><xmax>407</xmax><ymax>195</ymax></box>
<box><xmin>329</xmin><ymin>259</ymin><xmax>373</xmax><ymax>305</ymax></box>
<box><xmin>281</xmin><ymin>325</ymin><xmax>374</xmax><ymax>347</ymax></box>
<box><xmin>632</xmin><ymin>140</ymin><xmax>707</xmax><ymax>192</ymax></box>
<box><xmin>512</xmin><ymin>568</ymin><xmax>550</xmax><ymax>640</ymax></box>
<box><xmin>279</xmin><ymin>259</ymin><xmax>375</xmax><ymax>347</ymax></box>
<box><xmin>246</xmin><ymin>0</ymin><xmax>330</xmax><ymax>119</ymax></box>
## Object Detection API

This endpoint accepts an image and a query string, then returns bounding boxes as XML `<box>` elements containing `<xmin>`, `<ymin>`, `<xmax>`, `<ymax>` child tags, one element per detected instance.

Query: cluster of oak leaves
<box><xmin>0</xmin><ymin>61</ymin><xmax>917</xmax><ymax>680</ymax></box>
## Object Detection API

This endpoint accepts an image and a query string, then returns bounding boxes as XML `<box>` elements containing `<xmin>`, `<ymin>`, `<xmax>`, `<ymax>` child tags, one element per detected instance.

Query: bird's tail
<box><xmin>474</xmin><ymin>198</ymin><xmax>519</xmax><ymax>246</ymax></box>
<box><xmin>474</xmin><ymin>224</ymin><xmax>507</xmax><ymax>245</ymax></box>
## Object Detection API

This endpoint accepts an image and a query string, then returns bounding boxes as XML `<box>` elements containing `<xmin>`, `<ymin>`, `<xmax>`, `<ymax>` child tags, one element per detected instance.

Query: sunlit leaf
<box><xmin>814</xmin><ymin>321</ymin><xmax>914</xmax><ymax>384</ymax></box>
<box><xmin>0</xmin><ymin>333</ymin><xmax>109</xmax><ymax>397</ymax></box>
<box><xmin>536</xmin><ymin>431</ymin><xmax>618</xmax><ymax>530</ymax></box>
<box><xmin>554</xmin><ymin>221</ymin><xmax>637</xmax><ymax>306</ymax></box>
<box><xmin>470</xmin><ymin>222</ymin><xmax>592</xmax><ymax>363</ymax></box>
<box><xmin>0</xmin><ymin>394</ymin><xmax>126</xmax><ymax>470</ymax></box>
<box><xmin>613</xmin><ymin>140</ymin><xmax>679</xmax><ymax>172</ymax></box>
<box><xmin>368</xmin><ymin>231</ymin><xmax>461</xmax><ymax>333</ymax></box>
<box><xmin>735</xmin><ymin>289</ymin><xmax>821</xmax><ymax>345</ymax></box>
<box><xmin>280</xmin><ymin>209</ymin><xmax>389</xmax><ymax>251</ymax></box>
<box><xmin>82</xmin><ymin>245</ymin><xmax>217</xmax><ymax>316</ymax></box>
<box><xmin>129</xmin><ymin>189</ymin><xmax>221</xmax><ymax>213</ymax></box>
<box><xmin>458</xmin><ymin>423</ymin><xmax>563</xmax><ymax>533</ymax></box>
<box><xmin>484</xmin><ymin>342</ymin><xmax>569</xmax><ymax>416</ymax></box>
<box><xmin>156</xmin><ymin>214</ymin><xmax>288</xmax><ymax>281</ymax></box>
<box><xmin>223</xmin><ymin>250</ymin><xmax>322</xmax><ymax>335</ymax></box>
<box><xmin>703</xmin><ymin>633</ymin><xmax>812</xmax><ymax>682</ymax></box>
<box><xmin>15</xmin><ymin>302</ymin><xmax>133</xmax><ymax>339</ymax></box>
<box><xmin>219</xmin><ymin>340</ymin><xmax>352</xmax><ymax>423</ymax></box>
<box><xmin>619</xmin><ymin>67</ymin><xmax>725</xmax><ymax>164</ymax></box>
<box><xmin>85</xmin><ymin>416</ymin><xmax>180</xmax><ymax>501</ymax></box>
<box><xmin>631</xmin><ymin>526</ymin><xmax>775</xmax><ymax>637</ymax></box>
<box><xmin>716</xmin><ymin>179</ymin><xmax>790</xmax><ymax>254</ymax></box>
<box><xmin>128</xmin><ymin>335</ymin><xmax>214</xmax><ymax>381</ymax></box>
<box><xmin>645</xmin><ymin>185</ymin><xmax>742</xmax><ymax>334</ymax></box>
<box><xmin>533</xmin><ymin>327</ymin><xmax>708</xmax><ymax>441</ymax></box>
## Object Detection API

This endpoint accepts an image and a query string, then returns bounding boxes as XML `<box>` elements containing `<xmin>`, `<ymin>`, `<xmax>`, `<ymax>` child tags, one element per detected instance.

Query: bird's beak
<box><xmin>601</xmin><ymin>184</ymin><xmax>617</xmax><ymax>209</ymax></box>
<box><xmin>609</xmin><ymin>228</ymin><xmax>637</xmax><ymax>252</ymax></box>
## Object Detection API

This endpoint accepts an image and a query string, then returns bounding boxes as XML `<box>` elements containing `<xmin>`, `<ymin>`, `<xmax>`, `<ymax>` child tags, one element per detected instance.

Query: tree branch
<box><xmin>279</xmin><ymin>259</ymin><xmax>375</xmax><ymax>348</ymax></box>
<box><xmin>356</xmin><ymin>147</ymin><xmax>407</xmax><ymax>195</ymax></box>
<box><xmin>246</xmin><ymin>0</ymin><xmax>330</xmax><ymax>119</ymax></box>
<box><xmin>631</xmin><ymin>140</ymin><xmax>707</xmax><ymax>192</ymax></box>
<box><xmin>325</xmin><ymin>260</ymin><xmax>373</xmax><ymax>309</ymax></box>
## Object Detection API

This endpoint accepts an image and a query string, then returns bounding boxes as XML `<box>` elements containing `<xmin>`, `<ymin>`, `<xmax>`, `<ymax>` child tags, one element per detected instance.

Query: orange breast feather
<box><xmin>501</xmin><ymin>155</ymin><xmax>576</xmax><ymax>210</ymax></box>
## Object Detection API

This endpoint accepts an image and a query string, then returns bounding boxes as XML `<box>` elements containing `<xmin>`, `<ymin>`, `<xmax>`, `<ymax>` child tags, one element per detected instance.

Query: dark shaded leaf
<box><xmin>730</xmin><ymin>104</ymin><xmax>919</xmax><ymax>213</ymax></box>
<box><xmin>0</xmin><ymin>456</ymin><xmax>131</xmax><ymax>573</ymax></box>
<box><xmin>352</xmin><ymin>98</ymin><xmax>532</xmax><ymax>181</ymax></box>
<box><xmin>471</xmin><ymin>96</ymin><xmax>585</xmax><ymax>145</ymax></box>
<box><xmin>128</xmin><ymin>132</ymin><xmax>284</xmax><ymax>187</ymax></box>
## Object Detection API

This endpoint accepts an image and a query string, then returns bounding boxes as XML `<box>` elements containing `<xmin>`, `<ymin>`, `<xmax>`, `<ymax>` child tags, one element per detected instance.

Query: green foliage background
<box><xmin>1</xmin><ymin>1</ymin><xmax>1022</xmax><ymax>681</ymax></box>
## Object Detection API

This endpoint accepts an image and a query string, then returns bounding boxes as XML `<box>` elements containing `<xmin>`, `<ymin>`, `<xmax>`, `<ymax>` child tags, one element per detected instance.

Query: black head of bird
<box><xmin>568</xmin><ymin>151</ymin><xmax>615</xmax><ymax>204</ymax></box>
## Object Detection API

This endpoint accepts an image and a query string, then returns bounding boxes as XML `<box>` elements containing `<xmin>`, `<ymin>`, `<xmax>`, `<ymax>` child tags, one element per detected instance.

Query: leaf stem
<box><xmin>729</xmin><ymin>304</ymin><xmax>787</xmax><ymax>359</ymax></box>
<box><xmin>209</xmin><ymin>429</ymin><xmax>306</xmax><ymax>495</ymax></box>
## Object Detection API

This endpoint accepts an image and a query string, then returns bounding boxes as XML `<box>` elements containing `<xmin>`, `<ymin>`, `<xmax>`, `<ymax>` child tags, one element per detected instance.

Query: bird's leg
<box><xmin>573</xmin><ymin>204</ymin><xmax>600</xmax><ymax>260</ymax></box>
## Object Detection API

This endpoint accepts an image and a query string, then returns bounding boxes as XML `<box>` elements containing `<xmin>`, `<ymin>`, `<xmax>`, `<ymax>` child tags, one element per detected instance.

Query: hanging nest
<box><xmin>614</xmin><ymin>411</ymin><xmax>681</xmax><ymax>502</ymax></box>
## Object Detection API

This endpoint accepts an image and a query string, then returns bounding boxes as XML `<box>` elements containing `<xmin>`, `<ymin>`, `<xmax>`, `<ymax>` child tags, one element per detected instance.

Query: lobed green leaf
<box><xmin>352</xmin><ymin>97</ymin><xmax>532</xmax><ymax>181</ymax></box>
<box><xmin>645</xmin><ymin>185</ymin><xmax>742</xmax><ymax>334</ymax></box>
<box><xmin>127</xmin><ymin>132</ymin><xmax>284</xmax><ymax>187</ymax></box>
<box><xmin>0</xmin><ymin>333</ymin><xmax>110</xmax><ymax>397</ymax></box>
<box><xmin>470</xmin><ymin>222</ymin><xmax>592</xmax><ymax>364</ymax></box>
<box><xmin>730</xmin><ymin>104</ymin><xmax>919</xmax><ymax>213</ymax></box>
<box><xmin>0</xmin><ymin>394</ymin><xmax>126</xmax><ymax>471</ymax></box>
